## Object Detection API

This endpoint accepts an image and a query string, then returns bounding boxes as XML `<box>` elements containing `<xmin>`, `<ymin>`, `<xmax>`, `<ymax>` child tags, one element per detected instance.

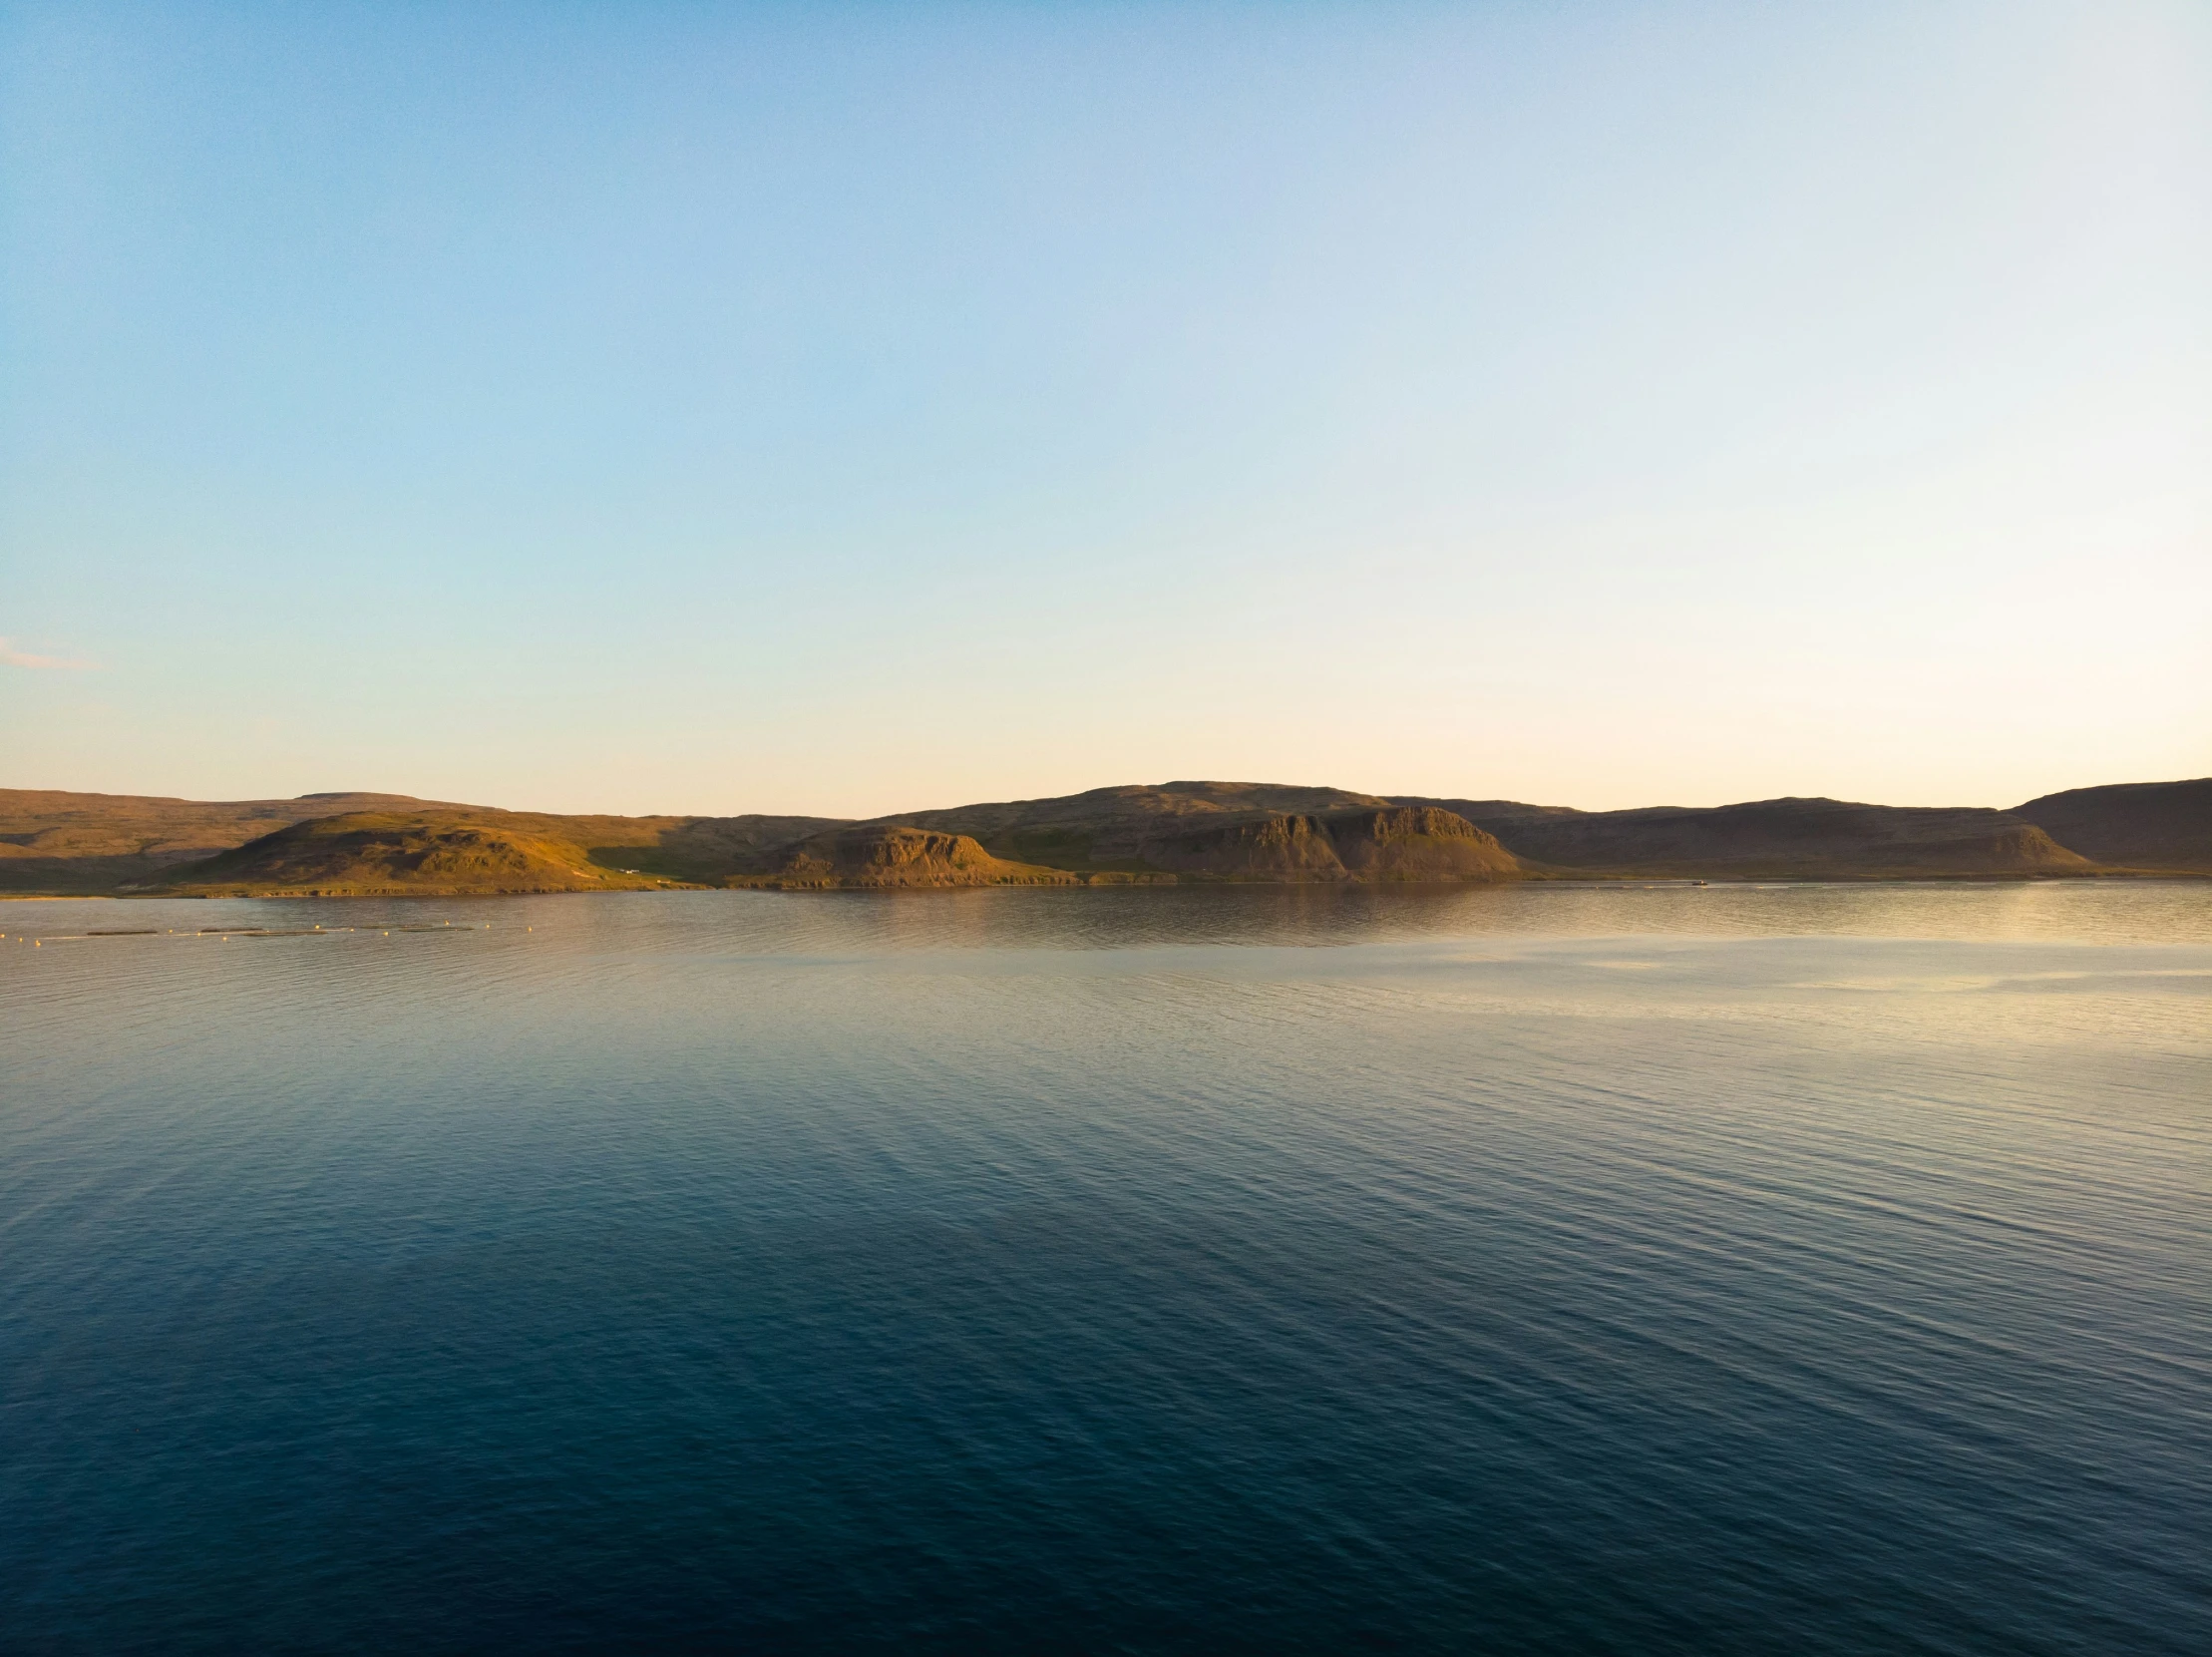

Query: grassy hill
<box><xmin>739</xmin><ymin>826</ymin><xmax>1079</xmax><ymax>889</ymax></box>
<box><xmin>0</xmin><ymin>790</ymin><xmax>852</xmax><ymax>897</ymax></box>
<box><xmin>2</xmin><ymin>775</ymin><xmax>2201</xmax><ymax>896</ymax></box>
<box><xmin>0</xmin><ymin>789</ymin><xmax>440</xmax><ymax>893</ymax></box>
<box><xmin>162</xmin><ymin>805</ymin><xmax>864</xmax><ymax>895</ymax></box>
<box><xmin>168</xmin><ymin>811</ymin><xmax>675</xmax><ymax>896</ymax></box>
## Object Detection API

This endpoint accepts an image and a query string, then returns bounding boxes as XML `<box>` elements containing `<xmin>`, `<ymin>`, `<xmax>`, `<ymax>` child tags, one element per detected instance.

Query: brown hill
<box><xmin>1332</xmin><ymin>807</ymin><xmax>1525</xmax><ymax>881</ymax></box>
<box><xmin>722</xmin><ymin>793</ymin><xmax>1522</xmax><ymax>887</ymax></box>
<box><xmin>169</xmin><ymin>811</ymin><xmax>675</xmax><ymax>895</ymax></box>
<box><xmin>742</xmin><ymin>826</ymin><xmax>1078</xmax><ymax>889</ymax></box>
<box><xmin>883</xmin><ymin>780</ymin><xmax>1398</xmax><ymax>874</ymax></box>
<box><xmin>7</xmin><ymin>775</ymin><xmax>2199</xmax><ymax>896</ymax></box>
<box><xmin>0</xmin><ymin>789</ymin><xmax>851</xmax><ymax>894</ymax></box>
<box><xmin>1398</xmin><ymin>795</ymin><xmax>2097</xmax><ymax>878</ymax></box>
<box><xmin>0</xmin><ymin>788</ymin><xmax>439</xmax><ymax>893</ymax></box>
<box><xmin>120</xmin><ymin>784</ymin><xmax>1522</xmax><ymax>892</ymax></box>
<box><xmin>602</xmin><ymin>813</ymin><xmax>853</xmax><ymax>882</ymax></box>
<box><xmin>2014</xmin><ymin>778</ymin><xmax>2212</xmax><ymax>872</ymax></box>
<box><xmin>169</xmin><ymin>805</ymin><xmax>877</xmax><ymax>894</ymax></box>
<box><xmin>1137</xmin><ymin>805</ymin><xmax>1522</xmax><ymax>882</ymax></box>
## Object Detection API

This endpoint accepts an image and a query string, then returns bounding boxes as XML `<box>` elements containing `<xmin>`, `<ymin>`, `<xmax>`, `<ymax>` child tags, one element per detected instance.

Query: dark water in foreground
<box><xmin>4</xmin><ymin>884</ymin><xmax>2208</xmax><ymax>1654</ymax></box>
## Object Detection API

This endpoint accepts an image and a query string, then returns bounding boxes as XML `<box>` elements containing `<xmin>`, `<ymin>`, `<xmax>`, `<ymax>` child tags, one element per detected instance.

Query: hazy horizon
<box><xmin>5</xmin><ymin>1</ymin><xmax>2208</xmax><ymax>818</ymax></box>
<box><xmin>1</xmin><ymin>767</ymin><xmax>2198</xmax><ymax>825</ymax></box>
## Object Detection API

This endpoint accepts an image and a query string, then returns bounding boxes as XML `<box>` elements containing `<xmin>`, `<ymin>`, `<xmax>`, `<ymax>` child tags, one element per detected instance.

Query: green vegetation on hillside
<box><xmin>0</xmin><ymin>789</ymin><xmax>436</xmax><ymax>894</ymax></box>
<box><xmin>738</xmin><ymin>826</ymin><xmax>1079</xmax><ymax>889</ymax></box>
<box><xmin>168</xmin><ymin>812</ymin><xmax>674</xmax><ymax>896</ymax></box>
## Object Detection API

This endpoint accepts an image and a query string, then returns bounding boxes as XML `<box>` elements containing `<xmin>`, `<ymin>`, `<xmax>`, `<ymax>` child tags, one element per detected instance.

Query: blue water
<box><xmin>4</xmin><ymin>884</ymin><xmax>2209</xmax><ymax>1653</ymax></box>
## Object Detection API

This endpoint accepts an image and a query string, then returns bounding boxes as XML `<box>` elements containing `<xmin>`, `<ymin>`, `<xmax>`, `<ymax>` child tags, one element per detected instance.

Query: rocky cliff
<box><xmin>747</xmin><ymin>826</ymin><xmax>1077</xmax><ymax>889</ymax></box>
<box><xmin>1140</xmin><ymin>806</ymin><xmax>1522</xmax><ymax>882</ymax></box>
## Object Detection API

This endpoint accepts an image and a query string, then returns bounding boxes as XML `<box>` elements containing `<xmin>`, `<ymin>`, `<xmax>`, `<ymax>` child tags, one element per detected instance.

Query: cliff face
<box><xmin>707</xmin><ymin>800</ymin><xmax>1524</xmax><ymax>887</ymax></box>
<box><xmin>1135</xmin><ymin>806</ymin><xmax>1522</xmax><ymax>882</ymax></box>
<box><xmin>875</xmin><ymin>783</ymin><xmax>1520</xmax><ymax>882</ymax></box>
<box><xmin>885</xmin><ymin>780</ymin><xmax>1394</xmax><ymax>873</ymax></box>
<box><xmin>757</xmin><ymin>826</ymin><xmax>1077</xmax><ymax>889</ymax></box>
<box><xmin>1143</xmin><ymin>813</ymin><xmax>1351</xmax><ymax>878</ymax></box>
<box><xmin>1328</xmin><ymin>807</ymin><xmax>1523</xmax><ymax>881</ymax></box>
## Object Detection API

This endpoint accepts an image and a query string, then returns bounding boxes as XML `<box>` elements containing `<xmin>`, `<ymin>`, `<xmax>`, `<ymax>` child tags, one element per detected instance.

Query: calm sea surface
<box><xmin>4</xmin><ymin>884</ymin><xmax>2208</xmax><ymax>1654</ymax></box>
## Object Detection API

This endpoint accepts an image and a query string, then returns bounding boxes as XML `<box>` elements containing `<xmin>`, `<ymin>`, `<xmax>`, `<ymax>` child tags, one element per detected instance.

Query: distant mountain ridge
<box><xmin>2014</xmin><ymin>779</ymin><xmax>2212</xmax><ymax>870</ymax></box>
<box><xmin>1395</xmin><ymin>795</ymin><xmax>2103</xmax><ymax>878</ymax></box>
<box><xmin>1</xmin><ymin>776</ymin><xmax>2204</xmax><ymax>895</ymax></box>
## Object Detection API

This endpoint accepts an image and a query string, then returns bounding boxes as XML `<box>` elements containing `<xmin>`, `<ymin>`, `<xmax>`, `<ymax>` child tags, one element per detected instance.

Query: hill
<box><xmin>1127</xmin><ymin>804</ymin><xmax>1522</xmax><ymax>882</ymax></box>
<box><xmin>0</xmin><ymin>789</ymin><xmax>439</xmax><ymax>893</ymax></box>
<box><xmin>169</xmin><ymin>811</ymin><xmax>676</xmax><ymax>895</ymax></box>
<box><xmin>882</xmin><ymin>781</ymin><xmax>1399</xmax><ymax>873</ymax></box>
<box><xmin>4</xmin><ymin>775</ymin><xmax>2203</xmax><ymax>896</ymax></box>
<box><xmin>2</xmin><ymin>781</ymin><xmax>1534</xmax><ymax>893</ymax></box>
<box><xmin>1397</xmin><ymin>796</ymin><xmax>2098</xmax><ymax>877</ymax></box>
<box><xmin>875</xmin><ymin>783</ymin><xmax>1519</xmax><ymax>881</ymax></box>
<box><xmin>165</xmin><ymin>805</ymin><xmax>871</xmax><ymax>895</ymax></box>
<box><xmin>0</xmin><ymin>789</ymin><xmax>851</xmax><ymax>895</ymax></box>
<box><xmin>739</xmin><ymin>826</ymin><xmax>1079</xmax><ymax>889</ymax></box>
<box><xmin>2013</xmin><ymin>779</ymin><xmax>2212</xmax><ymax>872</ymax></box>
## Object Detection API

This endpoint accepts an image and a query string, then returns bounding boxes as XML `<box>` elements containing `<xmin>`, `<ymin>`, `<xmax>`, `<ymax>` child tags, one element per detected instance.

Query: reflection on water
<box><xmin>4</xmin><ymin>885</ymin><xmax>2209</xmax><ymax>1653</ymax></box>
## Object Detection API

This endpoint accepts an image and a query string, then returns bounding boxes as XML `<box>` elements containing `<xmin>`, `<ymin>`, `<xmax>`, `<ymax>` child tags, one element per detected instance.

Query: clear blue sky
<box><xmin>4</xmin><ymin>1</ymin><xmax>2206</xmax><ymax>816</ymax></box>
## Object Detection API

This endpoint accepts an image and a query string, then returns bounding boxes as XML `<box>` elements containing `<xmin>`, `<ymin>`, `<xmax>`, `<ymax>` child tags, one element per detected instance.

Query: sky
<box><xmin>3</xmin><ymin>0</ymin><xmax>2207</xmax><ymax>818</ymax></box>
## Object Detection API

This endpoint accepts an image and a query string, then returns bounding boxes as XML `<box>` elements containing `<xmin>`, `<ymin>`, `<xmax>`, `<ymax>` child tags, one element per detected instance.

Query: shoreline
<box><xmin>8</xmin><ymin>869</ymin><xmax>2208</xmax><ymax>902</ymax></box>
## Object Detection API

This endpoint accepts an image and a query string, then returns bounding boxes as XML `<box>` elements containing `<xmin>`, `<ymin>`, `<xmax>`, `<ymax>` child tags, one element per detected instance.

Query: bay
<box><xmin>4</xmin><ymin>883</ymin><xmax>2208</xmax><ymax>1653</ymax></box>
